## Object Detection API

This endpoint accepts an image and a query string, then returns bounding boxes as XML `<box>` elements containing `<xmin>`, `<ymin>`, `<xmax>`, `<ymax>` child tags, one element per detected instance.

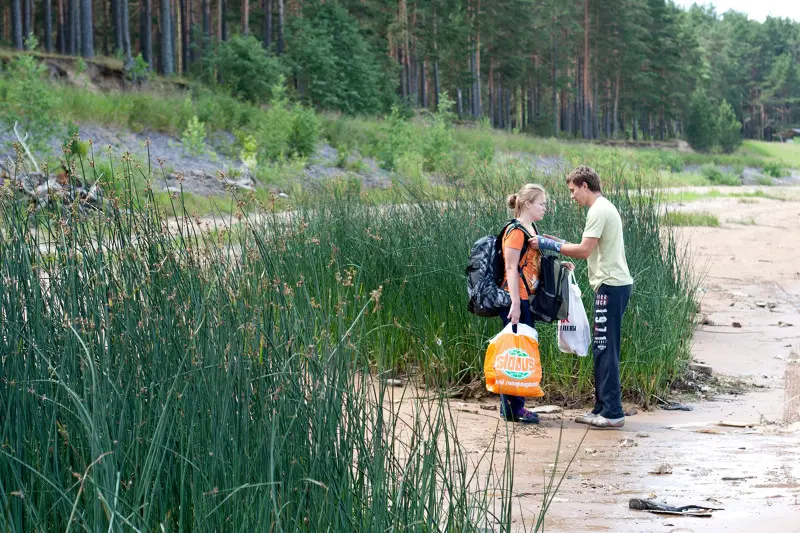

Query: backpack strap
<box><xmin>501</xmin><ymin>219</ymin><xmax>537</xmax><ymax>296</ymax></box>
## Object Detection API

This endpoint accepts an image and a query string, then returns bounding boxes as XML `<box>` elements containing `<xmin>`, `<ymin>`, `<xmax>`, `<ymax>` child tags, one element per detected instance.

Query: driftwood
<box><xmin>2</xmin><ymin>125</ymin><xmax>107</xmax><ymax>216</ymax></box>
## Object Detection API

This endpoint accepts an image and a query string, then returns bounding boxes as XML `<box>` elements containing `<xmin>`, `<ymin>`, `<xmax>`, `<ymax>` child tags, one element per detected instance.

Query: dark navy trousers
<box><xmin>591</xmin><ymin>284</ymin><xmax>632</xmax><ymax>419</ymax></box>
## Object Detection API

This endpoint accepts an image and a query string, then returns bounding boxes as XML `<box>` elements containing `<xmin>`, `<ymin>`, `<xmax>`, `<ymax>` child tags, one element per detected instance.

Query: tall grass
<box><xmin>0</xmin><ymin>142</ymin><xmax>698</xmax><ymax>529</ymax></box>
<box><xmin>0</xmin><ymin>153</ymin><xmax>525</xmax><ymax>531</ymax></box>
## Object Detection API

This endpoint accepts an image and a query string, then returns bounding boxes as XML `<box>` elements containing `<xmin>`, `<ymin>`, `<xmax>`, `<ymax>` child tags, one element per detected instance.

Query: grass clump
<box><xmin>662</xmin><ymin>211</ymin><xmax>720</xmax><ymax>227</ymax></box>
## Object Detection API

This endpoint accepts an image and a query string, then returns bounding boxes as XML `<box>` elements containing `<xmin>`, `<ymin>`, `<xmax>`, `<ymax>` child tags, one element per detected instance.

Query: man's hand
<box><xmin>543</xmin><ymin>234</ymin><xmax>565</xmax><ymax>244</ymax></box>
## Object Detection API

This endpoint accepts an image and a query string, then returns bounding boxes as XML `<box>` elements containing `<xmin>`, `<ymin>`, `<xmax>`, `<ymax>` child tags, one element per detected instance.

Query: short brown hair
<box><xmin>566</xmin><ymin>165</ymin><xmax>602</xmax><ymax>193</ymax></box>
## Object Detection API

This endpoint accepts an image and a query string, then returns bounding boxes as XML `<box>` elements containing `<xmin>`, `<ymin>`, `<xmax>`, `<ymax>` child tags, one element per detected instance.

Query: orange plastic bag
<box><xmin>484</xmin><ymin>323</ymin><xmax>544</xmax><ymax>398</ymax></box>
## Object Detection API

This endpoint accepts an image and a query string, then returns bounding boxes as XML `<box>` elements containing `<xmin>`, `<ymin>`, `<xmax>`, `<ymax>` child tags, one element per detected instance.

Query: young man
<box><xmin>531</xmin><ymin>166</ymin><xmax>633</xmax><ymax>429</ymax></box>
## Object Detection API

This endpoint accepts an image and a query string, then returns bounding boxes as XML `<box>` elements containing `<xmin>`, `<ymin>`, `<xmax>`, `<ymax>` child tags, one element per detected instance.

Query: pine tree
<box><xmin>716</xmin><ymin>99</ymin><xmax>742</xmax><ymax>153</ymax></box>
<box><xmin>685</xmin><ymin>88</ymin><xmax>715</xmax><ymax>152</ymax></box>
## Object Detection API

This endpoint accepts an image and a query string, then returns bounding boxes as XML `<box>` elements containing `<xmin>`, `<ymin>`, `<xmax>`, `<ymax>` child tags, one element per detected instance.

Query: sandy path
<box><xmin>449</xmin><ymin>187</ymin><xmax>800</xmax><ymax>532</ymax></box>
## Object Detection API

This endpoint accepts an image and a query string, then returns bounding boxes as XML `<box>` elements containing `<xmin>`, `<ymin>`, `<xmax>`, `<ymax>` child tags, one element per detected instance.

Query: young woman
<box><xmin>497</xmin><ymin>183</ymin><xmax>572</xmax><ymax>423</ymax></box>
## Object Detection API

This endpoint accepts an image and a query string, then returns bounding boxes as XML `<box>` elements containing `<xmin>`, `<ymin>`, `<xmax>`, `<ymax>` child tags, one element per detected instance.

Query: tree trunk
<box><xmin>488</xmin><ymin>61</ymin><xmax>494</xmax><ymax>126</ymax></box>
<box><xmin>201</xmin><ymin>0</ymin><xmax>209</xmax><ymax>50</ymax></box>
<box><xmin>432</xmin><ymin>4</ymin><xmax>440</xmax><ymax>109</ymax></box>
<box><xmin>66</xmin><ymin>0</ymin><xmax>73</xmax><ymax>52</ymax></box>
<box><xmin>57</xmin><ymin>0</ymin><xmax>65</xmax><ymax>52</ymax></box>
<box><xmin>101</xmin><ymin>0</ymin><xmax>110</xmax><ymax>55</ymax></box>
<box><xmin>142</xmin><ymin>0</ymin><xmax>153</xmax><ymax>67</ymax></box>
<box><xmin>242</xmin><ymin>0</ymin><xmax>248</xmax><ymax>35</ymax></box>
<box><xmin>161</xmin><ymin>0</ymin><xmax>174</xmax><ymax>74</ymax></box>
<box><xmin>22</xmin><ymin>0</ymin><xmax>30</xmax><ymax>40</ymax></box>
<box><xmin>217</xmin><ymin>0</ymin><xmax>222</xmax><ymax>40</ymax></box>
<box><xmin>179</xmin><ymin>0</ymin><xmax>188</xmax><ymax>70</ymax></box>
<box><xmin>220</xmin><ymin>0</ymin><xmax>227</xmax><ymax>40</ymax></box>
<box><xmin>121</xmin><ymin>0</ymin><xmax>131</xmax><ymax>60</ymax></box>
<box><xmin>613</xmin><ymin>62</ymin><xmax>620</xmax><ymax>138</ymax></box>
<box><xmin>172</xmin><ymin>0</ymin><xmax>179</xmax><ymax>69</ymax></box>
<box><xmin>113</xmin><ymin>0</ymin><xmax>122</xmax><ymax>52</ymax></box>
<box><xmin>457</xmin><ymin>88</ymin><xmax>463</xmax><ymax>117</ymax></box>
<box><xmin>44</xmin><ymin>0</ymin><xmax>53</xmax><ymax>51</ymax></box>
<box><xmin>420</xmin><ymin>59</ymin><xmax>427</xmax><ymax>108</ymax></box>
<box><xmin>583</xmin><ymin>0</ymin><xmax>591</xmax><ymax>139</ymax></box>
<box><xmin>593</xmin><ymin>76</ymin><xmax>599</xmax><ymax>139</ymax></box>
<box><xmin>552</xmin><ymin>37</ymin><xmax>558</xmax><ymax>137</ymax></box>
<box><xmin>276</xmin><ymin>0</ymin><xmax>283</xmax><ymax>54</ymax></box>
<box><xmin>11</xmin><ymin>0</ymin><xmax>23</xmax><ymax>48</ymax></box>
<box><xmin>262</xmin><ymin>0</ymin><xmax>271</xmax><ymax>48</ymax></box>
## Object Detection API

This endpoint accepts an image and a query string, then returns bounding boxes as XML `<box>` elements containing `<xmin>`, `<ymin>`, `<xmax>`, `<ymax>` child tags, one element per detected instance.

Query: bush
<box><xmin>420</xmin><ymin>91</ymin><xmax>456</xmax><ymax>172</ymax></box>
<box><xmin>181</xmin><ymin>115</ymin><xmax>207</xmax><ymax>156</ymax></box>
<box><xmin>288</xmin><ymin>104</ymin><xmax>321</xmax><ymax>159</ymax></box>
<box><xmin>0</xmin><ymin>54</ymin><xmax>60</xmax><ymax>151</ymax></box>
<box><xmin>716</xmin><ymin>100</ymin><xmax>742</xmax><ymax>154</ymax></box>
<box><xmin>700</xmin><ymin>164</ymin><xmax>740</xmax><ymax>185</ymax></box>
<box><xmin>198</xmin><ymin>34</ymin><xmax>283</xmax><ymax>104</ymax></box>
<box><xmin>685</xmin><ymin>89</ymin><xmax>716</xmax><ymax>153</ymax></box>
<box><xmin>377</xmin><ymin>105</ymin><xmax>417</xmax><ymax>170</ymax></box>
<box><xmin>256</xmin><ymin>78</ymin><xmax>320</xmax><ymax>161</ymax></box>
<box><xmin>659</xmin><ymin>150</ymin><xmax>685</xmax><ymax>172</ymax></box>
<box><xmin>762</xmin><ymin>160</ymin><xmax>785</xmax><ymax>178</ymax></box>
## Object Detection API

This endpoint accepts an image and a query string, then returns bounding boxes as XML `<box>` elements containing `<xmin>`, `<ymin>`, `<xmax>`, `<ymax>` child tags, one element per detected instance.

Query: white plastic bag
<box><xmin>558</xmin><ymin>273</ymin><xmax>591</xmax><ymax>356</ymax></box>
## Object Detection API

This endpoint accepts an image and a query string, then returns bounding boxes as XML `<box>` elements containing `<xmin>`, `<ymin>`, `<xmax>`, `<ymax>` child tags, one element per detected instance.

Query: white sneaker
<box><xmin>588</xmin><ymin>415</ymin><xmax>625</xmax><ymax>429</ymax></box>
<box><xmin>574</xmin><ymin>412</ymin><xmax>597</xmax><ymax>425</ymax></box>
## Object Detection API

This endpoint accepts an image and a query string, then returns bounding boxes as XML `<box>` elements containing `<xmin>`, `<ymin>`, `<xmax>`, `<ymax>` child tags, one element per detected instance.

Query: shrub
<box><xmin>181</xmin><ymin>115</ymin><xmax>207</xmax><ymax>156</ymax></box>
<box><xmin>716</xmin><ymin>100</ymin><xmax>742</xmax><ymax>154</ymax></box>
<box><xmin>0</xmin><ymin>54</ymin><xmax>60</xmax><ymax>151</ymax></box>
<box><xmin>420</xmin><ymin>92</ymin><xmax>456</xmax><ymax>172</ymax></box>
<box><xmin>198</xmin><ymin>33</ymin><xmax>283</xmax><ymax>104</ymax></box>
<box><xmin>685</xmin><ymin>89</ymin><xmax>716</xmax><ymax>153</ymax></box>
<box><xmin>127</xmin><ymin>53</ymin><xmax>150</xmax><ymax>83</ymax></box>
<box><xmin>256</xmin><ymin>78</ymin><xmax>320</xmax><ymax>161</ymax></box>
<box><xmin>239</xmin><ymin>134</ymin><xmax>258</xmax><ymax>169</ymax></box>
<box><xmin>659</xmin><ymin>150</ymin><xmax>685</xmax><ymax>172</ymax></box>
<box><xmin>288</xmin><ymin>104</ymin><xmax>321</xmax><ymax>159</ymax></box>
<box><xmin>762</xmin><ymin>160</ymin><xmax>785</xmax><ymax>178</ymax></box>
<box><xmin>700</xmin><ymin>164</ymin><xmax>739</xmax><ymax>185</ymax></box>
<box><xmin>377</xmin><ymin>105</ymin><xmax>417</xmax><ymax>170</ymax></box>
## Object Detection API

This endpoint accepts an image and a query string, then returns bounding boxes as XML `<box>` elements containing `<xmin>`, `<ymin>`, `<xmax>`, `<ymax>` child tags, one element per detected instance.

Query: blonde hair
<box><xmin>507</xmin><ymin>183</ymin><xmax>546</xmax><ymax>218</ymax></box>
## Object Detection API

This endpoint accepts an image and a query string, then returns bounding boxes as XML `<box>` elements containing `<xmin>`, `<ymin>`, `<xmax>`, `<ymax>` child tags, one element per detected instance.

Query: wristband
<box><xmin>537</xmin><ymin>236</ymin><xmax>562</xmax><ymax>253</ymax></box>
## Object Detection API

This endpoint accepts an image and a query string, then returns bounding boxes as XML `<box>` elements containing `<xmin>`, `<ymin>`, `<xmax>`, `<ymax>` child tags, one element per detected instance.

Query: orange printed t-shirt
<box><xmin>502</xmin><ymin>227</ymin><xmax>540</xmax><ymax>299</ymax></box>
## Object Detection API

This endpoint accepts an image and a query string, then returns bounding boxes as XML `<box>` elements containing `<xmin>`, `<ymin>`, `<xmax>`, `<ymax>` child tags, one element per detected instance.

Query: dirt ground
<box><xmin>450</xmin><ymin>186</ymin><xmax>800</xmax><ymax>532</ymax></box>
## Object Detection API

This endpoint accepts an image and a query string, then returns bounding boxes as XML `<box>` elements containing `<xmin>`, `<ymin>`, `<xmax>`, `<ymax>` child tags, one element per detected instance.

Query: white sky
<box><xmin>672</xmin><ymin>0</ymin><xmax>800</xmax><ymax>22</ymax></box>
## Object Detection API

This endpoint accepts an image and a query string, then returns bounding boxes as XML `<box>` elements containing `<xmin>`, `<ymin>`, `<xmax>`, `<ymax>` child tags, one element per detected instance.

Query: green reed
<box><xmin>0</xmin><ymin>153</ymin><xmax>523</xmax><ymax>532</ymax></box>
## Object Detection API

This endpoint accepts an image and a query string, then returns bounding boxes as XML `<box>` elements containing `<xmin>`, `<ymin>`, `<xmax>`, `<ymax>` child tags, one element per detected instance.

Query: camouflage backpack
<box><xmin>465</xmin><ymin>220</ymin><xmax>533</xmax><ymax>317</ymax></box>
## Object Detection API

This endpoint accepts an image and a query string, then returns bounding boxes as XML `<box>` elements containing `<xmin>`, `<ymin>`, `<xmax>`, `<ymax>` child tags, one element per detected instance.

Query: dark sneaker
<box><xmin>574</xmin><ymin>412</ymin><xmax>597</xmax><ymax>425</ymax></box>
<box><xmin>588</xmin><ymin>415</ymin><xmax>625</xmax><ymax>429</ymax></box>
<box><xmin>501</xmin><ymin>407</ymin><xmax>540</xmax><ymax>424</ymax></box>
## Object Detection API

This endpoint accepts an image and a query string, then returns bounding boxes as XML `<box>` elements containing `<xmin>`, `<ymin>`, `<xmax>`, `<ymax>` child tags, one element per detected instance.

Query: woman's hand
<box><xmin>562</xmin><ymin>261</ymin><xmax>575</xmax><ymax>271</ymax></box>
<box><xmin>508</xmin><ymin>300</ymin><xmax>521</xmax><ymax>325</ymax></box>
